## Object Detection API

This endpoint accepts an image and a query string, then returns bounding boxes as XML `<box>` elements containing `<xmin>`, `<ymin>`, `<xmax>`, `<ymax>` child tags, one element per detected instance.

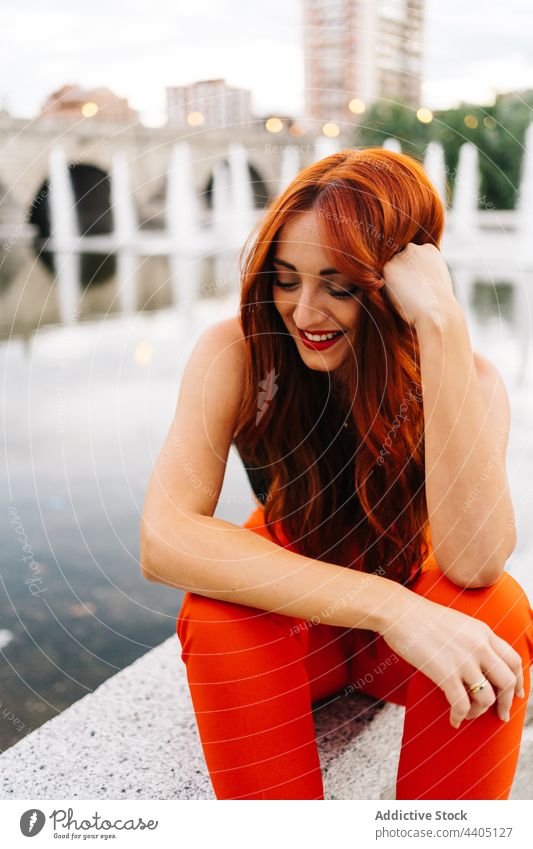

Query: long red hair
<box><xmin>233</xmin><ymin>147</ymin><xmax>445</xmax><ymax>586</ymax></box>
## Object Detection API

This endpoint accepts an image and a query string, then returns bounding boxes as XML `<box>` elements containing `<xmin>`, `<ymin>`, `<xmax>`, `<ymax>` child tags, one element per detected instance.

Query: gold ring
<box><xmin>466</xmin><ymin>676</ymin><xmax>489</xmax><ymax>696</ymax></box>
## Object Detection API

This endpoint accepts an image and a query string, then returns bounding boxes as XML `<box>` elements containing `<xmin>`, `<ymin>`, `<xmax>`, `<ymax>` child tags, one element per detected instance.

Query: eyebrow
<box><xmin>272</xmin><ymin>257</ymin><xmax>342</xmax><ymax>276</ymax></box>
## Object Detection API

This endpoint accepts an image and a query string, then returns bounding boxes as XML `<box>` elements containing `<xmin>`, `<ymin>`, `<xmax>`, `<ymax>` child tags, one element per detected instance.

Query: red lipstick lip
<box><xmin>298</xmin><ymin>329</ymin><xmax>340</xmax><ymax>334</ymax></box>
<box><xmin>297</xmin><ymin>328</ymin><xmax>345</xmax><ymax>351</ymax></box>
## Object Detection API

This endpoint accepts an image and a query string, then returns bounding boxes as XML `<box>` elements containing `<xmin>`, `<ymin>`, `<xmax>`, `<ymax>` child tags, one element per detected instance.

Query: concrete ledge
<box><xmin>0</xmin><ymin>636</ymin><xmax>531</xmax><ymax>800</ymax></box>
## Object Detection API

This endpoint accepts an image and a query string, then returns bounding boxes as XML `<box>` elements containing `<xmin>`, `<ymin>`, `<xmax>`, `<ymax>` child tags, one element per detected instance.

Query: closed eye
<box><xmin>272</xmin><ymin>279</ymin><xmax>360</xmax><ymax>300</ymax></box>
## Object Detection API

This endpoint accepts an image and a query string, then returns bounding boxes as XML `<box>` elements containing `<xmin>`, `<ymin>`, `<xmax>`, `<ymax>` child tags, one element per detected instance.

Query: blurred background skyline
<box><xmin>2</xmin><ymin>0</ymin><xmax>533</xmax><ymax>125</ymax></box>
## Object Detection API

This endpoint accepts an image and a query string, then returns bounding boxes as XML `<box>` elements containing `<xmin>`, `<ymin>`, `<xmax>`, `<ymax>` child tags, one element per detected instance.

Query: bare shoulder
<box><xmin>473</xmin><ymin>350</ymin><xmax>511</xmax><ymax>444</ymax></box>
<box><xmin>141</xmin><ymin>315</ymin><xmax>247</xmax><ymax>536</ymax></box>
<box><xmin>212</xmin><ymin>315</ymin><xmax>245</xmax><ymax>345</ymax></box>
<box><xmin>198</xmin><ymin>314</ymin><xmax>245</xmax><ymax>356</ymax></box>
<box><xmin>473</xmin><ymin>351</ymin><xmax>508</xmax><ymax>402</ymax></box>
<box><xmin>186</xmin><ymin>315</ymin><xmax>246</xmax><ymax>419</ymax></box>
<box><xmin>473</xmin><ymin>349</ymin><xmax>495</xmax><ymax>377</ymax></box>
<box><xmin>193</xmin><ymin>315</ymin><xmax>245</xmax><ymax>357</ymax></box>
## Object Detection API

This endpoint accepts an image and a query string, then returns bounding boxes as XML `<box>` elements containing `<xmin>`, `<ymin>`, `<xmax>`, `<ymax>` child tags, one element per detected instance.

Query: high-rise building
<box><xmin>166</xmin><ymin>79</ymin><xmax>253</xmax><ymax>129</ymax></box>
<box><xmin>304</xmin><ymin>0</ymin><xmax>425</xmax><ymax>122</ymax></box>
<box><xmin>40</xmin><ymin>84</ymin><xmax>138</xmax><ymax>123</ymax></box>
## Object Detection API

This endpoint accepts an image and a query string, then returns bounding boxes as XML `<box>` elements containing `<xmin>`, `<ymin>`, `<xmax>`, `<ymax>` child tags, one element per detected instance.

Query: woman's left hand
<box><xmin>380</xmin><ymin>243</ymin><xmax>458</xmax><ymax>327</ymax></box>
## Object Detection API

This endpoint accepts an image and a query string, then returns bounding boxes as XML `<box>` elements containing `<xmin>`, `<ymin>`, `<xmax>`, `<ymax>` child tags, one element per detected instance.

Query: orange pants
<box><xmin>176</xmin><ymin>506</ymin><xmax>533</xmax><ymax>800</ymax></box>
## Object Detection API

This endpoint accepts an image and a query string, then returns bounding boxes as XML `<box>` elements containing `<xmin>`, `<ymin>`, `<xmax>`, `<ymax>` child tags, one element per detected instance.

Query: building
<box><xmin>40</xmin><ymin>85</ymin><xmax>138</xmax><ymax>123</ymax></box>
<box><xmin>166</xmin><ymin>79</ymin><xmax>253</xmax><ymax>129</ymax></box>
<box><xmin>304</xmin><ymin>0</ymin><xmax>425</xmax><ymax>123</ymax></box>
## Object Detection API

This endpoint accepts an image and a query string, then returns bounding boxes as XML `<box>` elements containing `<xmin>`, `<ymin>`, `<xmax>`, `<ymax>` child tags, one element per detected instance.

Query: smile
<box><xmin>297</xmin><ymin>328</ymin><xmax>345</xmax><ymax>350</ymax></box>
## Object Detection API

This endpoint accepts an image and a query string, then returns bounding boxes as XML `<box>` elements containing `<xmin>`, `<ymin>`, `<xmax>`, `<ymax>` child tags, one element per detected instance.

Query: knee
<box><xmin>176</xmin><ymin>591</ymin><xmax>308</xmax><ymax>656</ymax></box>
<box><xmin>419</xmin><ymin>568</ymin><xmax>533</xmax><ymax>656</ymax></box>
<box><xmin>177</xmin><ymin>592</ymin><xmax>253</xmax><ymax>648</ymax></box>
<box><xmin>481</xmin><ymin>571</ymin><xmax>533</xmax><ymax>651</ymax></box>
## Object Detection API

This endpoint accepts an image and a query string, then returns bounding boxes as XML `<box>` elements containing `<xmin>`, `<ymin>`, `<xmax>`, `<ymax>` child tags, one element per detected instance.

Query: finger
<box><xmin>445</xmin><ymin>680</ymin><xmax>472</xmax><ymax>728</ymax></box>
<box><xmin>463</xmin><ymin>673</ymin><xmax>496</xmax><ymax>720</ymax></box>
<box><xmin>480</xmin><ymin>651</ymin><xmax>518</xmax><ymax>721</ymax></box>
<box><xmin>488</xmin><ymin>632</ymin><xmax>525</xmax><ymax>697</ymax></box>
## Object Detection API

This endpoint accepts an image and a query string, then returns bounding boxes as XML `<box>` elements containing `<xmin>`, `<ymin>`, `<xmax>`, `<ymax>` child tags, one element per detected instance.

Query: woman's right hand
<box><xmin>380</xmin><ymin>592</ymin><xmax>525</xmax><ymax>728</ymax></box>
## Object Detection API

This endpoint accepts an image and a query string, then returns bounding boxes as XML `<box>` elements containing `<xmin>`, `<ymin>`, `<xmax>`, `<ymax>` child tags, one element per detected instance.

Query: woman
<box><xmin>140</xmin><ymin>147</ymin><xmax>533</xmax><ymax>800</ymax></box>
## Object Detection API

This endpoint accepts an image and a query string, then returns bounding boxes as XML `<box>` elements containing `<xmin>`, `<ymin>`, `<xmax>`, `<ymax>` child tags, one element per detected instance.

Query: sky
<box><xmin>1</xmin><ymin>0</ymin><xmax>533</xmax><ymax>125</ymax></box>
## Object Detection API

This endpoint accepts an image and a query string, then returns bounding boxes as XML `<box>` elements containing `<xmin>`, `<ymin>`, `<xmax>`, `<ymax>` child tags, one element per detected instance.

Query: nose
<box><xmin>291</xmin><ymin>287</ymin><xmax>329</xmax><ymax>330</ymax></box>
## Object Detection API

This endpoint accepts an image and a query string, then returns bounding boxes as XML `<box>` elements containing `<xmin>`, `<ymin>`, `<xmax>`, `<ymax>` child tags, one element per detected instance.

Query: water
<box><xmin>0</xmin><ymin>245</ymin><xmax>253</xmax><ymax>752</ymax></box>
<box><xmin>1</xmin><ymin>243</ymin><xmax>532</xmax><ymax>753</ymax></box>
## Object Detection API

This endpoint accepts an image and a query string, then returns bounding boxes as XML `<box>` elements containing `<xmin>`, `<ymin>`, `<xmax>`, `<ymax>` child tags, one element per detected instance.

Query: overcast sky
<box><xmin>1</xmin><ymin>0</ymin><xmax>533</xmax><ymax>124</ymax></box>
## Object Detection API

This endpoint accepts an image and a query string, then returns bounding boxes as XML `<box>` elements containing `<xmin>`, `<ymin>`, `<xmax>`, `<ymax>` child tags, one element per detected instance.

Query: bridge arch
<box><xmin>28</xmin><ymin>163</ymin><xmax>117</xmax><ymax>285</ymax></box>
<box><xmin>203</xmin><ymin>160</ymin><xmax>271</xmax><ymax>210</ymax></box>
<box><xmin>28</xmin><ymin>163</ymin><xmax>113</xmax><ymax>239</ymax></box>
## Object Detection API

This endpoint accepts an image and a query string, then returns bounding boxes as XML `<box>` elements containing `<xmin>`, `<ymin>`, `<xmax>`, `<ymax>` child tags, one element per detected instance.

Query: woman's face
<box><xmin>272</xmin><ymin>209</ymin><xmax>362</xmax><ymax>372</ymax></box>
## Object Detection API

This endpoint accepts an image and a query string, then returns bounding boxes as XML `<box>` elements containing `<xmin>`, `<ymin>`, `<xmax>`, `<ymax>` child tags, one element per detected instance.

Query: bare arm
<box><xmin>140</xmin><ymin>317</ymin><xmax>412</xmax><ymax>635</ymax></box>
<box><xmin>142</xmin><ymin>510</ymin><xmax>412</xmax><ymax>634</ymax></box>
<box><xmin>382</xmin><ymin>243</ymin><xmax>516</xmax><ymax>589</ymax></box>
<box><xmin>416</xmin><ymin>306</ymin><xmax>516</xmax><ymax>587</ymax></box>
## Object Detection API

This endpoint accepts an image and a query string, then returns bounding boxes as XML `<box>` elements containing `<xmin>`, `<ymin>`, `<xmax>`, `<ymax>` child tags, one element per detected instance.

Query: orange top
<box><xmin>243</xmin><ymin>505</ymin><xmax>439</xmax><ymax>581</ymax></box>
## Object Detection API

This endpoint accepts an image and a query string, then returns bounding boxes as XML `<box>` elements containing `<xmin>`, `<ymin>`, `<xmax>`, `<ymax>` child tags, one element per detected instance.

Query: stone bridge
<box><xmin>0</xmin><ymin>114</ymin><xmax>338</xmax><ymax>238</ymax></box>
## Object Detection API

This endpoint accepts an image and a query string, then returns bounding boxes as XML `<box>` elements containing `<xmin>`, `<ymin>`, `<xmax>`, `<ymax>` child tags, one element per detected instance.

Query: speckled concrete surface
<box><xmin>0</xmin><ymin>637</ymin><xmax>214</xmax><ymax>800</ymax></box>
<box><xmin>0</xmin><ymin>634</ymin><xmax>531</xmax><ymax>800</ymax></box>
<box><xmin>312</xmin><ymin>691</ymin><xmax>404</xmax><ymax>800</ymax></box>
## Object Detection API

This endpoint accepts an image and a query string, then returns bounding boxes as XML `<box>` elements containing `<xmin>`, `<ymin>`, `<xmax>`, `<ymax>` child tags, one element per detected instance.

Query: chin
<box><xmin>302</xmin><ymin>362</ymin><xmax>333</xmax><ymax>372</ymax></box>
<box><xmin>300</xmin><ymin>352</ymin><xmax>347</xmax><ymax>372</ymax></box>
